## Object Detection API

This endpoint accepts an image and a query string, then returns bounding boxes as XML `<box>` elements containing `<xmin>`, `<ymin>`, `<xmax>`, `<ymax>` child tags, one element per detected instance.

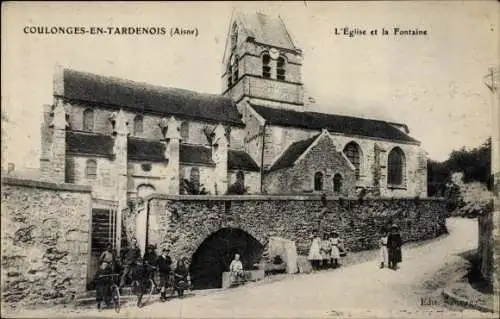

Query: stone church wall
<box><xmin>264</xmin><ymin>136</ymin><xmax>356</xmax><ymax>195</ymax></box>
<box><xmin>142</xmin><ymin>194</ymin><xmax>447</xmax><ymax>268</ymax></box>
<box><xmin>1</xmin><ymin>177</ymin><xmax>92</xmax><ymax>309</ymax></box>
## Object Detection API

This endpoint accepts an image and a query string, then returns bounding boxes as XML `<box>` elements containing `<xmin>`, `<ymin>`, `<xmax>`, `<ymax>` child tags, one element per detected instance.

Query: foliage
<box><xmin>226</xmin><ymin>181</ymin><xmax>248</xmax><ymax>195</ymax></box>
<box><xmin>428</xmin><ymin>138</ymin><xmax>492</xmax><ymax>196</ymax></box>
<box><xmin>180</xmin><ymin>179</ymin><xmax>209</xmax><ymax>195</ymax></box>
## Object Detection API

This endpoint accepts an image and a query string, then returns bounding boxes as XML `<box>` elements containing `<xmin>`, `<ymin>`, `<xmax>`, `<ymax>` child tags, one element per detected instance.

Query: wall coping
<box><xmin>1</xmin><ymin>177</ymin><xmax>92</xmax><ymax>193</ymax></box>
<box><xmin>144</xmin><ymin>193</ymin><xmax>445</xmax><ymax>202</ymax></box>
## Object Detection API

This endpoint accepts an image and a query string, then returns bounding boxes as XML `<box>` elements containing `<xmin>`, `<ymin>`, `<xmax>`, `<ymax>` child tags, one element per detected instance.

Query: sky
<box><xmin>2</xmin><ymin>1</ymin><xmax>499</xmax><ymax>170</ymax></box>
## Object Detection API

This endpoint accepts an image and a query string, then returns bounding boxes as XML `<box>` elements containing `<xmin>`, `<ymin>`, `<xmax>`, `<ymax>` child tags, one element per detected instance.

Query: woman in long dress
<box><xmin>308</xmin><ymin>232</ymin><xmax>322</xmax><ymax>270</ymax></box>
<box><xmin>387</xmin><ymin>224</ymin><xmax>402</xmax><ymax>270</ymax></box>
<box><xmin>329</xmin><ymin>232</ymin><xmax>341</xmax><ymax>268</ymax></box>
<box><xmin>379</xmin><ymin>230</ymin><xmax>389</xmax><ymax>268</ymax></box>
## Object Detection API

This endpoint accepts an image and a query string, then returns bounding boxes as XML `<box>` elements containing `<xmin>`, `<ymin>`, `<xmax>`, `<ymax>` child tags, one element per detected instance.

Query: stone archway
<box><xmin>189</xmin><ymin>228</ymin><xmax>264</xmax><ymax>290</ymax></box>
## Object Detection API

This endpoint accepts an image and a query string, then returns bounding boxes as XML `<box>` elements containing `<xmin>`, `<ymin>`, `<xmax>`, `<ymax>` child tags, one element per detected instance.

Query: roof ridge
<box><xmin>63</xmin><ymin>68</ymin><xmax>231</xmax><ymax>100</ymax></box>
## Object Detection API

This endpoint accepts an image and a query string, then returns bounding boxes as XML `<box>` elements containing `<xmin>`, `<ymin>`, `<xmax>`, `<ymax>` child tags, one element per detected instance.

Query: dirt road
<box><xmin>8</xmin><ymin>218</ymin><xmax>497</xmax><ymax>318</ymax></box>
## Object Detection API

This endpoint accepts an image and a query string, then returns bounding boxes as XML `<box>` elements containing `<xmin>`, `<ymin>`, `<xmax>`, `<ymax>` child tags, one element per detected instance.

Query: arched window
<box><xmin>343</xmin><ymin>142</ymin><xmax>362</xmax><ymax>180</ymax></box>
<box><xmin>227</xmin><ymin>61</ymin><xmax>233</xmax><ymax>88</ymax></box>
<box><xmin>333</xmin><ymin>174</ymin><xmax>343</xmax><ymax>193</ymax></box>
<box><xmin>133</xmin><ymin>115</ymin><xmax>143</xmax><ymax>136</ymax></box>
<box><xmin>86</xmin><ymin>159</ymin><xmax>97</xmax><ymax>180</ymax></box>
<box><xmin>83</xmin><ymin>109</ymin><xmax>94</xmax><ymax>131</ymax></box>
<box><xmin>236</xmin><ymin>170</ymin><xmax>245</xmax><ymax>186</ymax></box>
<box><xmin>277</xmin><ymin>56</ymin><xmax>286</xmax><ymax>81</ymax></box>
<box><xmin>190</xmin><ymin>167</ymin><xmax>200</xmax><ymax>190</ymax></box>
<box><xmin>314</xmin><ymin>172</ymin><xmax>324</xmax><ymax>191</ymax></box>
<box><xmin>388</xmin><ymin>147</ymin><xmax>406</xmax><ymax>186</ymax></box>
<box><xmin>262</xmin><ymin>53</ymin><xmax>271</xmax><ymax>78</ymax></box>
<box><xmin>180</xmin><ymin>121</ymin><xmax>189</xmax><ymax>142</ymax></box>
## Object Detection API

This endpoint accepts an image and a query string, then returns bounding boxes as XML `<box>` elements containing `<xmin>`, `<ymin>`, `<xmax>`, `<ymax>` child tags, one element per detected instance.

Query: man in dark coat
<box><xmin>120</xmin><ymin>238</ymin><xmax>142</xmax><ymax>287</ymax></box>
<box><xmin>156</xmin><ymin>248</ymin><xmax>173</xmax><ymax>301</ymax></box>
<box><xmin>387</xmin><ymin>224</ymin><xmax>402</xmax><ymax>270</ymax></box>
<box><xmin>94</xmin><ymin>261</ymin><xmax>112</xmax><ymax>311</ymax></box>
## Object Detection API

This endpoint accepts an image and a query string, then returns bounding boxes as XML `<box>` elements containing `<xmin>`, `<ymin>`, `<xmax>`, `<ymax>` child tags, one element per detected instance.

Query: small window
<box><xmin>83</xmin><ymin>109</ymin><xmax>94</xmax><ymax>131</ymax></box>
<box><xmin>314</xmin><ymin>172</ymin><xmax>324</xmax><ymax>191</ymax></box>
<box><xmin>333</xmin><ymin>174</ymin><xmax>343</xmax><ymax>193</ymax></box>
<box><xmin>233</xmin><ymin>55</ymin><xmax>239</xmax><ymax>81</ymax></box>
<box><xmin>277</xmin><ymin>56</ymin><xmax>286</xmax><ymax>81</ymax></box>
<box><xmin>227</xmin><ymin>62</ymin><xmax>233</xmax><ymax>88</ymax></box>
<box><xmin>262</xmin><ymin>53</ymin><xmax>271</xmax><ymax>78</ymax></box>
<box><xmin>133</xmin><ymin>115</ymin><xmax>143</xmax><ymax>136</ymax></box>
<box><xmin>231</xmin><ymin>22</ymin><xmax>238</xmax><ymax>50</ymax></box>
<box><xmin>180</xmin><ymin>121</ymin><xmax>189</xmax><ymax>142</ymax></box>
<box><xmin>86</xmin><ymin>159</ymin><xmax>97</xmax><ymax>180</ymax></box>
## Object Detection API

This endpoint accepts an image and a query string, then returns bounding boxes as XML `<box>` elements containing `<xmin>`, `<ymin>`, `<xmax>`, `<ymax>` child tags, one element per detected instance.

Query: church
<box><xmin>39</xmin><ymin>11</ymin><xmax>427</xmax><ymax>208</ymax></box>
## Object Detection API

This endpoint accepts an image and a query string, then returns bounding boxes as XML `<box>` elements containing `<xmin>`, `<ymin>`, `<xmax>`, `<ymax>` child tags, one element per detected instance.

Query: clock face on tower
<box><xmin>269</xmin><ymin>48</ymin><xmax>279</xmax><ymax>59</ymax></box>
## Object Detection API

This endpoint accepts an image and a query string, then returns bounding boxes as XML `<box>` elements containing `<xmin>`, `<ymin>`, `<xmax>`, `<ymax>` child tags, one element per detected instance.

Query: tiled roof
<box><xmin>228</xmin><ymin>150</ymin><xmax>260</xmax><ymax>172</ymax></box>
<box><xmin>66</xmin><ymin>132</ymin><xmax>258</xmax><ymax>170</ymax></box>
<box><xmin>237</xmin><ymin>12</ymin><xmax>297</xmax><ymax>51</ymax></box>
<box><xmin>66</xmin><ymin>131</ymin><xmax>114</xmax><ymax>157</ymax></box>
<box><xmin>250</xmin><ymin>104</ymin><xmax>420</xmax><ymax>144</ymax></box>
<box><xmin>268</xmin><ymin>134</ymin><xmax>319</xmax><ymax>171</ymax></box>
<box><xmin>128</xmin><ymin>138</ymin><xmax>165</xmax><ymax>162</ymax></box>
<box><xmin>179</xmin><ymin>144</ymin><xmax>214</xmax><ymax>166</ymax></box>
<box><xmin>60</xmin><ymin>69</ymin><xmax>244</xmax><ymax>126</ymax></box>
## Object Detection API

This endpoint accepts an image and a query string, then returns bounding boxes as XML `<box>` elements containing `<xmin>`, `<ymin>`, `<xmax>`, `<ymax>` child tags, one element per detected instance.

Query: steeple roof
<box><xmin>236</xmin><ymin>11</ymin><xmax>298</xmax><ymax>51</ymax></box>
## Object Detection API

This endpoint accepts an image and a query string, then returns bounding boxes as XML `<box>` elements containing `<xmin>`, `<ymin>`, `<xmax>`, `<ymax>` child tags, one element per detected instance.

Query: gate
<box><xmin>87</xmin><ymin>202</ymin><xmax>118</xmax><ymax>290</ymax></box>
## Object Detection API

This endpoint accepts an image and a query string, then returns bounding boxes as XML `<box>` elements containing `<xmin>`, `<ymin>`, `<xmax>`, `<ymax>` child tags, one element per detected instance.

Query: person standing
<box><xmin>320</xmin><ymin>234</ymin><xmax>332</xmax><ymax>269</ymax></box>
<box><xmin>308</xmin><ymin>231</ymin><xmax>322</xmax><ymax>270</ymax></box>
<box><xmin>173</xmin><ymin>257</ymin><xmax>190</xmax><ymax>298</ymax></box>
<box><xmin>329</xmin><ymin>232</ymin><xmax>342</xmax><ymax>268</ymax></box>
<box><xmin>379</xmin><ymin>230</ymin><xmax>389</xmax><ymax>269</ymax></box>
<box><xmin>157</xmin><ymin>248</ymin><xmax>173</xmax><ymax>302</ymax></box>
<box><xmin>387</xmin><ymin>224</ymin><xmax>402</xmax><ymax>270</ymax></box>
<box><xmin>94</xmin><ymin>261</ymin><xmax>112</xmax><ymax>311</ymax></box>
<box><xmin>99</xmin><ymin>243</ymin><xmax>116</xmax><ymax>272</ymax></box>
<box><xmin>120</xmin><ymin>238</ymin><xmax>142</xmax><ymax>287</ymax></box>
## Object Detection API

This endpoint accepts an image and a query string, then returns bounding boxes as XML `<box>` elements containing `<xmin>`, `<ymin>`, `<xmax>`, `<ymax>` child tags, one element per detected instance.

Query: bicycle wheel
<box><xmin>111</xmin><ymin>284</ymin><xmax>120</xmax><ymax>313</ymax></box>
<box><xmin>142</xmin><ymin>279</ymin><xmax>154</xmax><ymax>305</ymax></box>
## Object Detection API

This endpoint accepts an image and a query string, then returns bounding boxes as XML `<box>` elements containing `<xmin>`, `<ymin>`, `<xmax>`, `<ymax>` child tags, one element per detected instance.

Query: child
<box><xmin>229</xmin><ymin>253</ymin><xmax>244</xmax><ymax>283</ymax></box>
<box><xmin>94</xmin><ymin>262</ymin><xmax>112</xmax><ymax>311</ymax></box>
<box><xmin>308</xmin><ymin>232</ymin><xmax>322</xmax><ymax>270</ymax></box>
<box><xmin>379</xmin><ymin>230</ymin><xmax>389</xmax><ymax>269</ymax></box>
<box><xmin>329</xmin><ymin>232</ymin><xmax>341</xmax><ymax>268</ymax></box>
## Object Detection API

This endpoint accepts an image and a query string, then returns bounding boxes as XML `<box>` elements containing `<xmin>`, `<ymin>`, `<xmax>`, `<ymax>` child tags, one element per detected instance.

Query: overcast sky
<box><xmin>2</xmin><ymin>1</ymin><xmax>498</xmax><ymax>170</ymax></box>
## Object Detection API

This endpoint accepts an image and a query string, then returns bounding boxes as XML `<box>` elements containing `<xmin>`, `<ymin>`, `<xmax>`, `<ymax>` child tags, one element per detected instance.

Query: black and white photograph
<box><xmin>1</xmin><ymin>1</ymin><xmax>499</xmax><ymax>318</ymax></box>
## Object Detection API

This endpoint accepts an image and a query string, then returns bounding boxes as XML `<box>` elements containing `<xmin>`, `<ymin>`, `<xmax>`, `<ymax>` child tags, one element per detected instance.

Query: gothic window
<box><xmin>65</xmin><ymin>158</ymin><xmax>75</xmax><ymax>183</ymax></box>
<box><xmin>262</xmin><ymin>53</ymin><xmax>271</xmax><ymax>78</ymax></box>
<box><xmin>180</xmin><ymin>121</ymin><xmax>189</xmax><ymax>142</ymax></box>
<box><xmin>236</xmin><ymin>170</ymin><xmax>245</xmax><ymax>186</ymax></box>
<box><xmin>343</xmin><ymin>142</ymin><xmax>362</xmax><ymax>180</ymax></box>
<box><xmin>333</xmin><ymin>174</ymin><xmax>343</xmax><ymax>193</ymax></box>
<box><xmin>133</xmin><ymin>115</ymin><xmax>143</xmax><ymax>136</ymax></box>
<box><xmin>83</xmin><ymin>109</ymin><xmax>94</xmax><ymax>131</ymax></box>
<box><xmin>387</xmin><ymin>147</ymin><xmax>406</xmax><ymax>186</ymax></box>
<box><xmin>314</xmin><ymin>172</ymin><xmax>324</xmax><ymax>191</ymax></box>
<box><xmin>86</xmin><ymin>159</ymin><xmax>97</xmax><ymax>180</ymax></box>
<box><xmin>190</xmin><ymin>167</ymin><xmax>200</xmax><ymax>190</ymax></box>
<box><xmin>277</xmin><ymin>56</ymin><xmax>286</xmax><ymax>81</ymax></box>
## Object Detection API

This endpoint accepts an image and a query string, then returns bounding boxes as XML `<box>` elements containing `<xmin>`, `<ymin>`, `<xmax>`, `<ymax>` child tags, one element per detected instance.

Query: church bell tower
<box><xmin>221</xmin><ymin>11</ymin><xmax>305</xmax><ymax>111</ymax></box>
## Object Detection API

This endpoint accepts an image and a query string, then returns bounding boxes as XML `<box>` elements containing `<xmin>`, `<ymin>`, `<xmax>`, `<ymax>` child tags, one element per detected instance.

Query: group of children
<box><xmin>308</xmin><ymin>232</ymin><xmax>344</xmax><ymax>269</ymax></box>
<box><xmin>93</xmin><ymin>239</ymin><xmax>190</xmax><ymax>310</ymax></box>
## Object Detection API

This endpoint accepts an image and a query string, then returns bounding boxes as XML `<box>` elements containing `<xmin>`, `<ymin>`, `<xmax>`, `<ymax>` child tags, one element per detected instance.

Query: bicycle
<box><xmin>131</xmin><ymin>264</ymin><xmax>157</xmax><ymax>308</ymax></box>
<box><xmin>99</xmin><ymin>273</ymin><xmax>121</xmax><ymax>313</ymax></box>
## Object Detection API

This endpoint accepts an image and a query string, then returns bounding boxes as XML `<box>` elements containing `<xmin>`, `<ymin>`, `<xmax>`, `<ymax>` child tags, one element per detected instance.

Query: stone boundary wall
<box><xmin>1</xmin><ymin>177</ymin><xmax>92</xmax><ymax>310</ymax></box>
<box><xmin>142</xmin><ymin>193</ymin><xmax>447</xmax><ymax>263</ymax></box>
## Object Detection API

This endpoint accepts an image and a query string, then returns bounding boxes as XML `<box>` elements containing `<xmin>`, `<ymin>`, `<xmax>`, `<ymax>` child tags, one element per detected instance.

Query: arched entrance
<box><xmin>190</xmin><ymin>228</ymin><xmax>264</xmax><ymax>290</ymax></box>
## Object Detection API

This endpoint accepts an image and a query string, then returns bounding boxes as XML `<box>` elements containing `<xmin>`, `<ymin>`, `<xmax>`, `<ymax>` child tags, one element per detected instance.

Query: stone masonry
<box><xmin>1</xmin><ymin>177</ymin><xmax>92</xmax><ymax>309</ymax></box>
<box><xmin>139</xmin><ymin>194</ymin><xmax>447</xmax><ymax>265</ymax></box>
